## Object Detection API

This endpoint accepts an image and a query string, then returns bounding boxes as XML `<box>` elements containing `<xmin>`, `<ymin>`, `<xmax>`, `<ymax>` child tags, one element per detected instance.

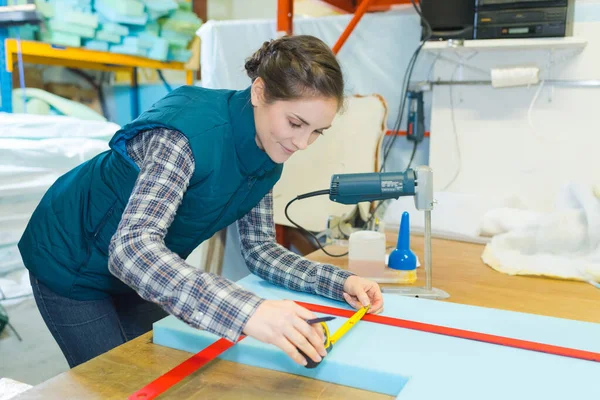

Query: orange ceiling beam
<box><xmin>322</xmin><ymin>0</ymin><xmax>415</xmax><ymax>14</ymax></box>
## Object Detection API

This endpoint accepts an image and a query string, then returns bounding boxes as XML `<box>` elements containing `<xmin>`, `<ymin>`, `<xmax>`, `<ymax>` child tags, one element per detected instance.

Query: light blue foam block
<box><xmin>153</xmin><ymin>275</ymin><xmax>600</xmax><ymax>399</ymax></box>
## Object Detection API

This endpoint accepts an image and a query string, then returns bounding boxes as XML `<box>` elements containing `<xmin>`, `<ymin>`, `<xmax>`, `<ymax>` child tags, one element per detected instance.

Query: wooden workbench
<box><xmin>14</xmin><ymin>236</ymin><xmax>600</xmax><ymax>400</ymax></box>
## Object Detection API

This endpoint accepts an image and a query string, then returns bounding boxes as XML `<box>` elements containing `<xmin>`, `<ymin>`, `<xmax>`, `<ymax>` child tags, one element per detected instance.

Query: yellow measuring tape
<box><xmin>323</xmin><ymin>304</ymin><xmax>370</xmax><ymax>350</ymax></box>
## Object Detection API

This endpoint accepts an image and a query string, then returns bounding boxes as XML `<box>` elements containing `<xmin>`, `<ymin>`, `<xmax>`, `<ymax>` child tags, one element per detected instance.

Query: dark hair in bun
<box><xmin>245</xmin><ymin>35</ymin><xmax>344</xmax><ymax>109</ymax></box>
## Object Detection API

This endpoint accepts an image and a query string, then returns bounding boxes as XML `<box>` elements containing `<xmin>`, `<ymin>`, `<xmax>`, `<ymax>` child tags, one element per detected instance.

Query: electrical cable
<box><xmin>380</xmin><ymin>0</ymin><xmax>432</xmax><ymax>172</ymax></box>
<box><xmin>157</xmin><ymin>70</ymin><xmax>173</xmax><ymax>93</ymax></box>
<box><xmin>406</xmin><ymin>140</ymin><xmax>418</xmax><ymax>170</ymax></box>
<box><xmin>286</xmin><ymin>1</ymin><xmax>431</xmax><ymax>243</ymax></box>
<box><xmin>361</xmin><ymin>0</ymin><xmax>432</xmax><ymax>231</ymax></box>
<box><xmin>441</xmin><ymin>64</ymin><xmax>462</xmax><ymax>191</ymax></box>
<box><xmin>380</xmin><ymin>48</ymin><xmax>421</xmax><ymax>171</ymax></box>
<box><xmin>284</xmin><ymin>189</ymin><xmax>349</xmax><ymax>258</ymax></box>
<box><xmin>527</xmin><ymin>79</ymin><xmax>546</xmax><ymax>141</ymax></box>
<box><xmin>66</xmin><ymin>68</ymin><xmax>110</xmax><ymax>120</ymax></box>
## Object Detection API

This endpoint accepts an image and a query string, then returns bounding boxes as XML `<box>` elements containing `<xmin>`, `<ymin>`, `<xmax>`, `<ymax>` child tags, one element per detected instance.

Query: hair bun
<box><xmin>244</xmin><ymin>35</ymin><xmax>344</xmax><ymax>109</ymax></box>
<box><xmin>245</xmin><ymin>40</ymin><xmax>273</xmax><ymax>81</ymax></box>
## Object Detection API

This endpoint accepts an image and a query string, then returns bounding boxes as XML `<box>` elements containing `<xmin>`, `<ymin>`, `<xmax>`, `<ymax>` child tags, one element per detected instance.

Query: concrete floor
<box><xmin>0</xmin><ymin>297</ymin><xmax>69</xmax><ymax>386</ymax></box>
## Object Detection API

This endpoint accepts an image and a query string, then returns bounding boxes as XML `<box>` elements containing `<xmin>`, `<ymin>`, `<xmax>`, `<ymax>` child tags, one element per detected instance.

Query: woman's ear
<box><xmin>251</xmin><ymin>77</ymin><xmax>266</xmax><ymax>107</ymax></box>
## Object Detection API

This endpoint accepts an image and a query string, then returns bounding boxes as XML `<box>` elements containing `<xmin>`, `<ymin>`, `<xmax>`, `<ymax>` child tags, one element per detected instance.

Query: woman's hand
<box><xmin>342</xmin><ymin>275</ymin><xmax>384</xmax><ymax>314</ymax></box>
<box><xmin>243</xmin><ymin>300</ymin><xmax>327</xmax><ymax>366</ymax></box>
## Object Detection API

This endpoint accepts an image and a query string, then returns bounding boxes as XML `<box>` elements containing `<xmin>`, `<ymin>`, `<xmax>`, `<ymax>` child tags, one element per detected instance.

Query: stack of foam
<box><xmin>32</xmin><ymin>0</ymin><xmax>202</xmax><ymax>62</ymax></box>
<box><xmin>160</xmin><ymin>4</ymin><xmax>202</xmax><ymax>62</ymax></box>
<box><xmin>33</xmin><ymin>0</ymin><xmax>93</xmax><ymax>47</ymax></box>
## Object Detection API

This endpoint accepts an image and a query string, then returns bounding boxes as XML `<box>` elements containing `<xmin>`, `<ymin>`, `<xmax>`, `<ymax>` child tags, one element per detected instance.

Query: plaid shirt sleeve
<box><xmin>108</xmin><ymin>128</ymin><xmax>264</xmax><ymax>343</ymax></box>
<box><xmin>237</xmin><ymin>191</ymin><xmax>354</xmax><ymax>302</ymax></box>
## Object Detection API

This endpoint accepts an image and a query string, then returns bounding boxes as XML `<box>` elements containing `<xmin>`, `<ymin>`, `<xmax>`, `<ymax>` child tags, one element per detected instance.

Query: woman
<box><xmin>19</xmin><ymin>35</ymin><xmax>384</xmax><ymax>369</ymax></box>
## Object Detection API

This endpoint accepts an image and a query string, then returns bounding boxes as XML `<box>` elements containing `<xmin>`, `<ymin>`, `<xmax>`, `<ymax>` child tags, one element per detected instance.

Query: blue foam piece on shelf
<box><xmin>147</xmin><ymin>38</ymin><xmax>168</xmax><ymax>61</ymax></box>
<box><xmin>83</xmin><ymin>39</ymin><xmax>109</xmax><ymax>52</ymax></box>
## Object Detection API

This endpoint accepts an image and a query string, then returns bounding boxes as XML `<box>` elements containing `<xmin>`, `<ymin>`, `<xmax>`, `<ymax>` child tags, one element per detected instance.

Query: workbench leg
<box><xmin>0</xmin><ymin>4</ymin><xmax>13</xmax><ymax>113</ymax></box>
<box><xmin>130</xmin><ymin>67</ymin><xmax>140</xmax><ymax>120</ymax></box>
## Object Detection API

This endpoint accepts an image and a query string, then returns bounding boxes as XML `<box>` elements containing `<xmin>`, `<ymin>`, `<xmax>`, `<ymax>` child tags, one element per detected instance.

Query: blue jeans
<box><xmin>30</xmin><ymin>272</ymin><xmax>168</xmax><ymax>368</ymax></box>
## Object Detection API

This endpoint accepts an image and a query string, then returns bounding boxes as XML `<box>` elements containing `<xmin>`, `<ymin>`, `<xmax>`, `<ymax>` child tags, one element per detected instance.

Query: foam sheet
<box><xmin>153</xmin><ymin>275</ymin><xmax>600</xmax><ymax>399</ymax></box>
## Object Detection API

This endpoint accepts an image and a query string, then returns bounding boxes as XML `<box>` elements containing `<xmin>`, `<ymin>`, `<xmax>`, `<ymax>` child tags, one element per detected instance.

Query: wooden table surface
<box><xmin>15</xmin><ymin>236</ymin><xmax>600</xmax><ymax>400</ymax></box>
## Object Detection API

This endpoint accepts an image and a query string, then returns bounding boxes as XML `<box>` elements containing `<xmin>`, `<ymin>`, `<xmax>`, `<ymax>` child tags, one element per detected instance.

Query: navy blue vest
<box><xmin>19</xmin><ymin>86</ymin><xmax>283</xmax><ymax>300</ymax></box>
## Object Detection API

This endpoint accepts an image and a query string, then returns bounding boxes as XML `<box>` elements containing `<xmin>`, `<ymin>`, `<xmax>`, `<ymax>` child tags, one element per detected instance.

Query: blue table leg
<box><xmin>130</xmin><ymin>67</ymin><xmax>139</xmax><ymax>120</ymax></box>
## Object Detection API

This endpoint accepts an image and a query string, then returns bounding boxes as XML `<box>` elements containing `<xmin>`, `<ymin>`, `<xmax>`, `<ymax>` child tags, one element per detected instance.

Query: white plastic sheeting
<box><xmin>0</xmin><ymin>113</ymin><xmax>118</xmax><ymax>302</ymax></box>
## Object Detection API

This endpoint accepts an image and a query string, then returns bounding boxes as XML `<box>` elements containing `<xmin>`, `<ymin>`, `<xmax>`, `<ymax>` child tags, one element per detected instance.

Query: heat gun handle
<box><xmin>329</xmin><ymin>170</ymin><xmax>416</xmax><ymax>205</ymax></box>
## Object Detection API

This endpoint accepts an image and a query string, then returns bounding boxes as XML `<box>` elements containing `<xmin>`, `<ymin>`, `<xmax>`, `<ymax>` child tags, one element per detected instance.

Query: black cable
<box><xmin>380</xmin><ymin>45</ymin><xmax>420</xmax><ymax>169</ymax></box>
<box><xmin>380</xmin><ymin>0</ymin><xmax>432</xmax><ymax>172</ymax></box>
<box><xmin>406</xmin><ymin>140</ymin><xmax>418</xmax><ymax>170</ymax></box>
<box><xmin>284</xmin><ymin>190</ymin><xmax>349</xmax><ymax>258</ymax></box>
<box><xmin>157</xmin><ymin>70</ymin><xmax>173</xmax><ymax>92</ymax></box>
<box><xmin>66</xmin><ymin>68</ymin><xmax>109</xmax><ymax>120</ymax></box>
<box><xmin>364</xmin><ymin>0</ymin><xmax>432</xmax><ymax>228</ymax></box>
<box><xmin>380</xmin><ymin>47</ymin><xmax>421</xmax><ymax>171</ymax></box>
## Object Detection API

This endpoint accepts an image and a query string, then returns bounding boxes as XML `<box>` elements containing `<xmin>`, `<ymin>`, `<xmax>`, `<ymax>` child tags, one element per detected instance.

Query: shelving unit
<box><xmin>0</xmin><ymin>0</ymin><xmax>203</xmax><ymax>118</ymax></box>
<box><xmin>423</xmin><ymin>37</ymin><xmax>587</xmax><ymax>53</ymax></box>
<box><xmin>1</xmin><ymin>38</ymin><xmax>197</xmax><ymax>118</ymax></box>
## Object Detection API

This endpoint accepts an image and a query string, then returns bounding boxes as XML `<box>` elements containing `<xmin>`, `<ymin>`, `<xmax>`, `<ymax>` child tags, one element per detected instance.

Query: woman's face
<box><xmin>251</xmin><ymin>78</ymin><xmax>339</xmax><ymax>164</ymax></box>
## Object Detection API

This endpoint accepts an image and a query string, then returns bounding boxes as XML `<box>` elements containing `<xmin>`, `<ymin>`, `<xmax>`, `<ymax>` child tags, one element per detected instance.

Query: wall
<box><xmin>230</xmin><ymin>0</ymin><xmax>277</xmax><ymax>19</ymax></box>
<box><xmin>207</xmin><ymin>0</ymin><xmax>277</xmax><ymax>20</ymax></box>
<box><xmin>208</xmin><ymin>0</ymin><xmax>339</xmax><ymax>20</ymax></box>
<box><xmin>428</xmin><ymin>0</ymin><xmax>600</xmax><ymax>211</ymax></box>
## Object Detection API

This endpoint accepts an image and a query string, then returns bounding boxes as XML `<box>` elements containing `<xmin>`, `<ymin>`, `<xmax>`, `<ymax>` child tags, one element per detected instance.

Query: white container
<box><xmin>348</xmin><ymin>230</ymin><xmax>419</xmax><ymax>284</ymax></box>
<box><xmin>348</xmin><ymin>231</ymin><xmax>386</xmax><ymax>278</ymax></box>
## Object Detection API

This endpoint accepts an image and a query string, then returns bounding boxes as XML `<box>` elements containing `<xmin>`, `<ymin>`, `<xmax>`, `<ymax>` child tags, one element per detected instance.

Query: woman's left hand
<box><xmin>342</xmin><ymin>275</ymin><xmax>384</xmax><ymax>314</ymax></box>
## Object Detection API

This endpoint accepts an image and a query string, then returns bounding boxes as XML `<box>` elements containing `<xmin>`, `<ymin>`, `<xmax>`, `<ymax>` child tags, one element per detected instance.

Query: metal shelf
<box><xmin>423</xmin><ymin>37</ymin><xmax>588</xmax><ymax>53</ymax></box>
<box><xmin>1</xmin><ymin>38</ymin><xmax>197</xmax><ymax>117</ymax></box>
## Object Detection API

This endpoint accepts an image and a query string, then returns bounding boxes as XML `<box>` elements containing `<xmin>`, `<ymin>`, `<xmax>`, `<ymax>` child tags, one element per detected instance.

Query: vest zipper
<box><xmin>92</xmin><ymin>202</ymin><xmax>117</xmax><ymax>239</ymax></box>
<box><xmin>182</xmin><ymin>175</ymin><xmax>257</xmax><ymax>256</ymax></box>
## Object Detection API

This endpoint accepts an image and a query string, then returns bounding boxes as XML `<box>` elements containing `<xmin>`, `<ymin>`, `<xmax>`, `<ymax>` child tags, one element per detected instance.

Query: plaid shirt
<box><xmin>108</xmin><ymin>128</ymin><xmax>353</xmax><ymax>342</ymax></box>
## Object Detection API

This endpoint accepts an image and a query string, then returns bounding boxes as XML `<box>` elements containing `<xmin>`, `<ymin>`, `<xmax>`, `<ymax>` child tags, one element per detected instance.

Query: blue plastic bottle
<box><xmin>387</xmin><ymin>212</ymin><xmax>417</xmax><ymax>283</ymax></box>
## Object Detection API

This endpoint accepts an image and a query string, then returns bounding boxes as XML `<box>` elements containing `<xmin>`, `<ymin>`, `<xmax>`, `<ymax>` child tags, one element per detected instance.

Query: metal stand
<box><xmin>382</xmin><ymin>211</ymin><xmax>450</xmax><ymax>300</ymax></box>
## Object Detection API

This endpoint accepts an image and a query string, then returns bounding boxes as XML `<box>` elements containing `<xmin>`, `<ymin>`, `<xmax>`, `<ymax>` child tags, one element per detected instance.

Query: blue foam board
<box><xmin>153</xmin><ymin>275</ymin><xmax>600</xmax><ymax>399</ymax></box>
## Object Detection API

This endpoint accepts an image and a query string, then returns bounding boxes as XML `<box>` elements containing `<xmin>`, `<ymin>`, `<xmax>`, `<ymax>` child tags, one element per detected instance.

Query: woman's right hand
<box><xmin>243</xmin><ymin>299</ymin><xmax>328</xmax><ymax>366</ymax></box>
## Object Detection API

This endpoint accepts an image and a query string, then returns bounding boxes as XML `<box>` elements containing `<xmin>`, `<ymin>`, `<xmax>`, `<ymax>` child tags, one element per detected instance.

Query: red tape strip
<box><xmin>130</xmin><ymin>301</ymin><xmax>600</xmax><ymax>399</ymax></box>
<box><xmin>128</xmin><ymin>336</ymin><xmax>245</xmax><ymax>400</ymax></box>
<box><xmin>294</xmin><ymin>301</ymin><xmax>600</xmax><ymax>363</ymax></box>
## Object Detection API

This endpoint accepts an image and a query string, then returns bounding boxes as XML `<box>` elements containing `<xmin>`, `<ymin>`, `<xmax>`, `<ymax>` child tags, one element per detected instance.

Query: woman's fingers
<box><xmin>273</xmin><ymin>335</ymin><xmax>307</xmax><ymax>366</ymax></box>
<box><xmin>313</xmin><ymin>321</ymin><xmax>325</xmax><ymax>343</ymax></box>
<box><xmin>343</xmin><ymin>292</ymin><xmax>361</xmax><ymax>309</ymax></box>
<box><xmin>293</xmin><ymin>317</ymin><xmax>327</xmax><ymax>357</ymax></box>
<box><xmin>284</xmin><ymin>323</ymin><xmax>322</xmax><ymax>364</ymax></box>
